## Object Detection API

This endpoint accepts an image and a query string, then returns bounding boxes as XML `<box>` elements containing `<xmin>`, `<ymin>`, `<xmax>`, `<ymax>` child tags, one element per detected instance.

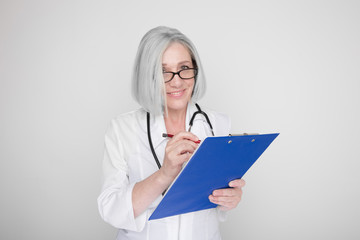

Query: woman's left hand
<box><xmin>208</xmin><ymin>179</ymin><xmax>246</xmax><ymax>211</ymax></box>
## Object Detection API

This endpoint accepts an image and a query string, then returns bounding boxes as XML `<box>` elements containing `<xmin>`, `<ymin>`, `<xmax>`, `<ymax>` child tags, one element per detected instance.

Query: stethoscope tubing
<box><xmin>146</xmin><ymin>103</ymin><xmax>214</xmax><ymax>170</ymax></box>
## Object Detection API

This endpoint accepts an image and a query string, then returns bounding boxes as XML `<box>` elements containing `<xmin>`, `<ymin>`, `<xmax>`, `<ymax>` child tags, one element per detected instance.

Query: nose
<box><xmin>169</xmin><ymin>73</ymin><xmax>183</xmax><ymax>87</ymax></box>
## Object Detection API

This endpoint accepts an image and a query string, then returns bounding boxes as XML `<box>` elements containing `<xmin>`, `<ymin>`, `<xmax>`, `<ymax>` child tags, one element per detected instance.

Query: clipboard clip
<box><xmin>228</xmin><ymin>133</ymin><xmax>259</xmax><ymax>136</ymax></box>
<box><xmin>228</xmin><ymin>133</ymin><xmax>259</xmax><ymax>144</ymax></box>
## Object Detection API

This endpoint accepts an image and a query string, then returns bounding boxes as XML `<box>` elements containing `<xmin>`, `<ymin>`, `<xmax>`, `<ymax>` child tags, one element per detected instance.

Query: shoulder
<box><xmin>112</xmin><ymin>108</ymin><xmax>146</xmax><ymax>124</ymax></box>
<box><xmin>106</xmin><ymin>108</ymin><xmax>147</xmax><ymax>136</ymax></box>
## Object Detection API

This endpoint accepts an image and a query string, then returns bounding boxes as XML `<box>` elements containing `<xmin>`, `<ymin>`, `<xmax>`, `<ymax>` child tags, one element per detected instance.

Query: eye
<box><xmin>181</xmin><ymin>65</ymin><xmax>190</xmax><ymax>70</ymax></box>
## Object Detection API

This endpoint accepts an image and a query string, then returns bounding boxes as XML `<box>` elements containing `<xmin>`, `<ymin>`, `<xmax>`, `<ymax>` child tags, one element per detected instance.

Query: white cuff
<box><xmin>126</xmin><ymin>182</ymin><xmax>147</xmax><ymax>232</ymax></box>
<box><xmin>98</xmin><ymin>182</ymin><xmax>147</xmax><ymax>232</ymax></box>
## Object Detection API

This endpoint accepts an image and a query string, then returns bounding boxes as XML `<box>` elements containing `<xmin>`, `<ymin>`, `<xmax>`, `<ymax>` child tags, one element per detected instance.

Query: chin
<box><xmin>166</xmin><ymin>99</ymin><xmax>189</xmax><ymax>112</ymax></box>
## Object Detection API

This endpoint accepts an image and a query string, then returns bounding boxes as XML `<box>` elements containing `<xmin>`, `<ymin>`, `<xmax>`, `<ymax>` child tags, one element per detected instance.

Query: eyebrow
<box><xmin>162</xmin><ymin>61</ymin><xmax>192</xmax><ymax>66</ymax></box>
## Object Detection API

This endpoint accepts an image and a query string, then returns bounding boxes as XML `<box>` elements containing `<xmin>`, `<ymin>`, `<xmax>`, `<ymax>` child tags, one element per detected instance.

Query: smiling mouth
<box><xmin>167</xmin><ymin>89</ymin><xmax>185</xmax><ymax>96</ymax></box>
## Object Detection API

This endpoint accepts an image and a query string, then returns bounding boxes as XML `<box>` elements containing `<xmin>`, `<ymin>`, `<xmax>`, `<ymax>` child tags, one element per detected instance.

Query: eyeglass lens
<box><xmin>163</xmin><ymin>69</ymin><xmax>197</xmax><ymax>82</ymax></box>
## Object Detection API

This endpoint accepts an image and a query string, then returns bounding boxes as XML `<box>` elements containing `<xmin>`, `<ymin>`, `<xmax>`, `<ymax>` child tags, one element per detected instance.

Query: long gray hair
<box><xmin>131</xmin><ymin>26</ymin><xmax>206</xmax><ymax>115</ymax></box>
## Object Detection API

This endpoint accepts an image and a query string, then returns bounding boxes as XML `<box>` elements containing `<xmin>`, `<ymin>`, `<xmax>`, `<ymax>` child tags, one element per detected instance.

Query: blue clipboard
<box><xmin>149</xmin><ymin>133</ymin><xmax>279</xmax><ymax>220</ymax></box>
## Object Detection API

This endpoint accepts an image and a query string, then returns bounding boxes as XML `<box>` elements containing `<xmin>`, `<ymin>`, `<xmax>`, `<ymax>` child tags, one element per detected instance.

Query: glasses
<box><xmin>163</xmin><ymin>68</ymin><xmax>198</xmax><ymax>83</ymax></box>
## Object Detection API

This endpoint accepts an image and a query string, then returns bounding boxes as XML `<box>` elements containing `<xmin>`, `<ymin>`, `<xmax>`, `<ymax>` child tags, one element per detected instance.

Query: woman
<box><xmin>98</xmin><ymin>26</ymin><xmax>245</xmax><ymax>240</ymax></box>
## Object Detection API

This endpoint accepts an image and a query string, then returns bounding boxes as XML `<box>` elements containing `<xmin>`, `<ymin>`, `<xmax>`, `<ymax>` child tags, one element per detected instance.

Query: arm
<box><xmin>132</xmin><ymin>131</ymin><xmax>200</xmax><ymax>217</ymax></box>
<box><xmin>131</xmin><ymin>168</ymin><xmax>172</xmax><ymax>218</ymax></box>
<box><xmin>98</xmin><ymin>120</ymin><xmax>144</xmax><ymax>230</ymax></box>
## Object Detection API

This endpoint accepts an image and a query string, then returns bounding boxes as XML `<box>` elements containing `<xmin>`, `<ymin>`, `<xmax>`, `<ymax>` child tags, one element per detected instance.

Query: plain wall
<box><xmin>1</xmin><ymin>0</ymin><xmax>359</xmax><ymax>239</ymax></box>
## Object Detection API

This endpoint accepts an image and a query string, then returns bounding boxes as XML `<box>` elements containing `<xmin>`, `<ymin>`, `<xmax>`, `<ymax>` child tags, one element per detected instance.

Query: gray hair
<box><xmin>131</xmin><ymin>26</ymin><xmax>206</xmax><ymax>115</ymax></box>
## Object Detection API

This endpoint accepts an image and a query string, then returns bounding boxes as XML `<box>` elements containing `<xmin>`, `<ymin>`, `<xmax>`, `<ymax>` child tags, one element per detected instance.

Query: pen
<box><xmin>162</xmin><ymin>133</ymin><xmax>201</xmax><ymax>144</ymax></box>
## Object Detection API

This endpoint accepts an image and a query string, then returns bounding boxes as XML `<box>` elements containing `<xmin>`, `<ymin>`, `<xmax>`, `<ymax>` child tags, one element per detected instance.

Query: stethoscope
<box><xmin>147</xmin><ymin>103</ymin><xmax>214</xmax><ymax>170</ymax></box>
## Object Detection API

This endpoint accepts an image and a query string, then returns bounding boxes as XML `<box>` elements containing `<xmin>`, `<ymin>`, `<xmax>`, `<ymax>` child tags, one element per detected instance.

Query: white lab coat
<box><xmin>97</xmin><ymin>103</ymin><xmax>231</xmax><ymax>240</ymax></box>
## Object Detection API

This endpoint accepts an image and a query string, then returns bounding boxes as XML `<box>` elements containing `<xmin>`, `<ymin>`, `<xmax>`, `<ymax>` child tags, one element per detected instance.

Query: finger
<box><xmin>213</xmin><ymin>187</ymin><xmax>242</xmax><ymax>197</ymax></box>
<box><xmin>180</xmin><ymin>141</ymin><xmax>198</xmax><ymax>154</ymax></box>
<box><xmin>169</xmin><ymin>131</ymin><xmax>200</xmax><ymax>144</ymax></box>
<box><xmin>178</xmin><ymin>151</ymin><xmax>193</xmax><ymax>163</ymax></box>
<box><xmin>166</xmin><ymin>143</ymin><xmax>197</xmax><ymax>165</ymax></box>
<box><xmin>171</xmin><ymin>141</ymin><xmax>198</xmax><ymax>155</ymax></box>
<box><xmin>209</xmin><ymin>196</ymin><xmax>239</xmax><ymax>211</ymax></box>
<box><xmin>229</xmin><ymin>179</ymin><xmax>246</xmax><ymax>188</ymax></box>
<box><xmin>166</xmin><ymin>139</ymin><xmax>198</xmax><ymax>156</ymax></box>
<box><xmin>209</xmin><ymin>195</ymin><xmax>237</xmax><ymax>204</ymax></box>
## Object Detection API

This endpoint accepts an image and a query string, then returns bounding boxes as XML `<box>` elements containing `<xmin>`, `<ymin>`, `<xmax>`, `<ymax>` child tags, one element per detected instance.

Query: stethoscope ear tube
<box><xmin>188</xmin><ymin>103</ymin><xmax>214</xmax><ymax>136</ymax></box>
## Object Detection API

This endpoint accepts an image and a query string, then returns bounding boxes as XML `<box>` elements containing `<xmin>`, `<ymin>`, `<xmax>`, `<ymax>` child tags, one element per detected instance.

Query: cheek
<box><xmin>188</xmin><ymin>80</ymin><xmax>195</xmax><ymax>92</ymax></box>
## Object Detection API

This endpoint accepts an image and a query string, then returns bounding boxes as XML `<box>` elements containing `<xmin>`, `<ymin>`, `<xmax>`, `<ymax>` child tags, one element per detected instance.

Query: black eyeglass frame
<box><xmin>163</xmin><ymin>68</ymin><xmax>198</xmax><ymax>83</ymax></box>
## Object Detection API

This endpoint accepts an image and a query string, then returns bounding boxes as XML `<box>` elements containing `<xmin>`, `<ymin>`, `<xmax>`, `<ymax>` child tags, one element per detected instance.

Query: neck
<box><xmin>164</xmin><ymin>106</ymin><xmax>188</xmax><ymax>135</ymax></box>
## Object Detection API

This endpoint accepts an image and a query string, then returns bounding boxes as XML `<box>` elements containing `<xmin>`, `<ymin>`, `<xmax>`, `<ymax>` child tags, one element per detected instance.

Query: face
<box><xmin>162</xmin><ymin>42</ymin><xmax>195</xmax><ymax>114</ymax></box>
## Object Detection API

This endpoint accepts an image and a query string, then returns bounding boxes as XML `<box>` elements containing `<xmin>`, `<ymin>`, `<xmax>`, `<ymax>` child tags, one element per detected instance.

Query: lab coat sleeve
<box><xmin>97</xmin><ymin>120</ymin><xmax>147</xmax><ymax>232</ymax></box>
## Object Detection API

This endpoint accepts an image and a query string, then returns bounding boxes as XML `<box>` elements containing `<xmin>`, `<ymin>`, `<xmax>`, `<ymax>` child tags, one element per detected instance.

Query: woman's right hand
<box><xmin>160</xmin><ymin>131</ymin><xmax>200</xmax><ymax>181</ymax></box>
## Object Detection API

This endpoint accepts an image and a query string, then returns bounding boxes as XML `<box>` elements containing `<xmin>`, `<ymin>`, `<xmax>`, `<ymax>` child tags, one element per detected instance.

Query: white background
<box><xmin>1</xmin><ymin>0</ymin><xmax>359</xmax><ymax>239</ymax></box>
